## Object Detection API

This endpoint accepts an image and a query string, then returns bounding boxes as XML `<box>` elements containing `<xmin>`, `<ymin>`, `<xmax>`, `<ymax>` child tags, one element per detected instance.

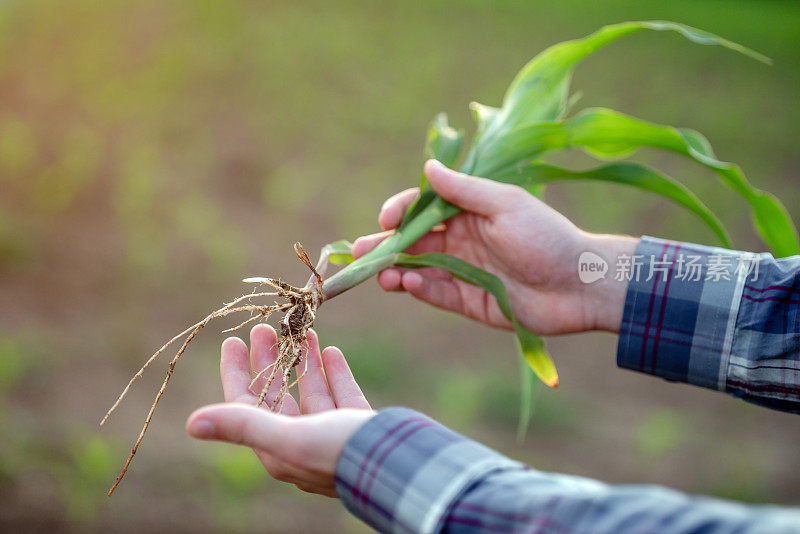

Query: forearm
<box><xmin>335</xmin><ymin>408</ymin><xmax>800</xmax><ymax>533</ymax></box>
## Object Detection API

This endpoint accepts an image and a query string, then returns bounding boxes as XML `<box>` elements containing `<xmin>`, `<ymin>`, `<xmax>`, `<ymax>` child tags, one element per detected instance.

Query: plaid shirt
<box><xmin>335</xmin><ymin>236</ymin><xmax>800</xmax><ymax>533</ymax></box>
<box><xmin>618</xmin><ymin>236</ymin><xmax>800</xmax><ymax>413</ymax></box>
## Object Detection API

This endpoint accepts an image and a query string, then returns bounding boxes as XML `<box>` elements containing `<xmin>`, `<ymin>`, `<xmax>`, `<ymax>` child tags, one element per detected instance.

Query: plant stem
<box><xmin>322</xmin><ymin>196</ymin><xmax>460</xmax><ymax>299</ymax></box>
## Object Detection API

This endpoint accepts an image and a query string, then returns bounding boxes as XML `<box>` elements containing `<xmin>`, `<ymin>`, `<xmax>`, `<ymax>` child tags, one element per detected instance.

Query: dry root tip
<box><xmin>294</xmin><ymin>242</ymin><xmax>323</xmax><ymax>290</ymax></box>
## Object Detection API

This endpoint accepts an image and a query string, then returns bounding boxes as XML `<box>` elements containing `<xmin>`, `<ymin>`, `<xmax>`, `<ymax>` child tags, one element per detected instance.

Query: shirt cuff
<box><xmin>616</xmin><ymin>236</ymin><xmax>754</xmax><ymax>392</ymax></box>
<box><xmin>335</xmin><ymin>407</ymin><xmax>525</xmax><ymax>534</ymax></box>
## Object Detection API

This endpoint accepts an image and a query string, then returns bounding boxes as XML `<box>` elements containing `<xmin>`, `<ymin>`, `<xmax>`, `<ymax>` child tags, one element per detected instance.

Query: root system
<box><xmin>102</xmin><ymin>243</ymin><xmax>324</xmax><ymax>496</ymax></box>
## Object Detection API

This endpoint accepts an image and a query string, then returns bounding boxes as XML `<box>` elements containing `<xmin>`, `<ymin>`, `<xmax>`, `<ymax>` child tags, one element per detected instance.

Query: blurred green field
<box><xmin>0</xmin><ymin>0</ymin><xmax>799</xmax><ymax>531</ymax></box>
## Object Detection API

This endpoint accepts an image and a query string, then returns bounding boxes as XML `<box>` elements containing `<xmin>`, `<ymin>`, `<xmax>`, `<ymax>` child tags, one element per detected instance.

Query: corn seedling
<box><xmin>102</xmin><ymin>21</ymin><xmax>799</xmax><ymax>495</ymax></box>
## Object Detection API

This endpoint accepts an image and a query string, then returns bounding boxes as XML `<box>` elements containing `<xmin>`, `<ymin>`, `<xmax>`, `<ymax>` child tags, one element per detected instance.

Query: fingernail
<box><xmin>189</xmin><ymin>419</ymin><xmax>215</xmax><ymax>439</ymax></box>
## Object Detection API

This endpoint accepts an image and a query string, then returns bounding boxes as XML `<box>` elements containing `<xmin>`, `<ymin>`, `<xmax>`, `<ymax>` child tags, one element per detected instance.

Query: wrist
<box><xmin>579</xmin><ymin>233</ymin><xmax>640</xmax><ymax>333</ymax></box>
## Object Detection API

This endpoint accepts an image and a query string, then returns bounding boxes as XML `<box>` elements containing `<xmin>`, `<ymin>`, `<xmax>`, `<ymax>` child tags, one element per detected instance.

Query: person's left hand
<box><xmin>186</xmin><ymin>324</ymin><xmax>374</xmax><ymax>497</ymax></box>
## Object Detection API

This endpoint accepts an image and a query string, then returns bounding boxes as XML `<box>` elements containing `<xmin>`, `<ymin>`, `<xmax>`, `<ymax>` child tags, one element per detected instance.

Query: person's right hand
<box><xmin>353</xmin><ymin>159</ymin><xmax>638</xmax><ymax>335</ymax></box>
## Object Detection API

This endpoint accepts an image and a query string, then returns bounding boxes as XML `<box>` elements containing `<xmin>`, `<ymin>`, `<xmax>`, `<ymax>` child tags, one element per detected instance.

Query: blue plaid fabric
<box><xmin>334</xmin><ymin>236</ymin><xmax>800</xmax><ymax>533</ymax></box>
<box><xmin>618</xmin><ymin>236</ymin><xmax>800</xmax><ymax>412</ymax></box>
<box><xmin>336</xmin><ymin>408</ymin><xmax>800</xmax><ymax>533</ymax></box>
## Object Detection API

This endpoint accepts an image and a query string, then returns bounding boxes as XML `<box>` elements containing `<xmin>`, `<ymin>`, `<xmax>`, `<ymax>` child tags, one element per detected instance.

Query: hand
<box><xmin>353</xmin><ymin>159</ymin><xmax>638</xmax><ymax>334</ymax></box>
<box><xmin>186</xmin><ymin>325</ymin><xmax>374</xmax><ymax>497</ymax></box>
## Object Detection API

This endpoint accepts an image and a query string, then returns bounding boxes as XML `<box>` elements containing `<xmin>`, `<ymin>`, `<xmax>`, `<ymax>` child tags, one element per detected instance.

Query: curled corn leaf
<box><xmin>402</xmin><ymin>114</ymin><xmax>465</xmax><ymax>229</ymax></box>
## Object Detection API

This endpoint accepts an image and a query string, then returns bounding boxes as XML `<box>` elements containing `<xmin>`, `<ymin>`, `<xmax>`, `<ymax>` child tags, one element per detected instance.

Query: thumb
<box><xmin>186</xmin><ymin>402</ymin><xmax>288</xmax><ymax>453</ymax></box>
<box><xmin>424</xmin><ymin>159</ymin><xmax>524</xmax><ymax>216</ymax></box>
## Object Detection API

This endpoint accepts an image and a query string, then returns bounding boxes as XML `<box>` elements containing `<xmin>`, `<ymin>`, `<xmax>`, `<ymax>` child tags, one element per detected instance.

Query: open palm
<box><xmin>187</xmin><ymin>324</ymin><xmax>372</xmax><ymax>497</ymax></box>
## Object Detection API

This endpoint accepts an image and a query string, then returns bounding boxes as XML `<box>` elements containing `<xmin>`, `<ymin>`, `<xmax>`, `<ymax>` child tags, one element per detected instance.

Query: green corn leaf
<box><xmin>564</xmin><ymin>109</ymin><xmax>798</xmax><ymax>256</ymax></box>
<box><xmin>496</xmin><ymin>162</ymin><xmax>731</xmax><ymax>247</ymax></box>
<box><xmin>470</xmin><ymin>101</ymin><xmax>502</xmax><ymax>145</ymax></box>
<box><xmin>473</xmin><ymin>122</ymin><xmax>563</xmax><ymax>176</ymax></box>
<box><xmin>461</xmin><ymin>102</ymin><xmax>502</xmax><ymax>174</ymax></box>
<box><xmin>422</xmin><ymin>113</ymin><xmax>464</xmax><ymax>189</ymax></box>
<box><xmin>677</xmin><ymin>129</ymin><xmax>799</xmax><ymax>258</ymax></box>
<box><xmin>394</xmin><ymin>252</ymin><xmax>558</xmax><ymax>390</ymax></box>
<box><xmin>401</xmin><ymin>114</ymin><xmax>465</xmax><ymax>229</ymax></box>
<box><xmin>518</xmin><ymin>352</ymin><xmax>537</xmax><ymax>441</ymax></box>
<box><xmin>489</xmin><ymin>20</ymin><xmax>769</xmax><ymax>142</ymax></box>
<box><xmin>399</xmin><ymin>189</ymin><xmax>439</xmax><ymax>231</ymax></box>
<box><xmin>424</xmin><ymin>112</ymin><xmax>464</xmax><ymax>168</ymax></box>
<box><xmin>323</xmin><ymin>239</ymin><xmax>354</xmax><ymax>265</ymax></box>
<box><xmin>477</xmin><ymin>108</ymin><xmax>798</xmax><ymax>257</ymax></box>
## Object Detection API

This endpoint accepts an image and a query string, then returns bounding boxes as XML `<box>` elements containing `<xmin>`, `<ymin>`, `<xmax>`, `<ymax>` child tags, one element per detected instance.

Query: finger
<box><xmin>424</xmin><ymin>159</ymin><xmax>525</xmax><ymax>216</ymax></box>
<box><xmin>378</xmin><ymin>188</ymin><xmax>420</xmax><ymax>230</ymax></box>
<box><xmin>188</xmin><ymin>403</ymin><xmax>340</xmax><ymax>473</ymax></box>
<box><xmin>321</xmin><ymin>347</ymin><xmax>370</xmax><ymax>409</ymax></box>
<box><xmin>372</xmin><ymin>225</ymin><xmax>448</xmax><ymax>292</ymax></box>
<box><xmin>352</xmin><ymin>231</ymin><xmax>393</xmax><ymax>260</ymax></box>
<box><xmin>298</xmin><ymin>330</ymin><xmax>336</xmax><ymax>413</ymax></box>
<box><xmin>249</xmin><ymin>323</ymin><xmax>279</xmax><ymax>392</ymax></box>
<box><xmin>362</xmin><ymin>228</ymin><xmax>448</xmax><ymax>292</ymax></box>
<box><xmin>401</xmin><ymin>271</ymin><xmax>465</xmax><ymax>314</ymax></box>
<box><xmin>187</xmin><ymin>403</ymin><xmax>288</xmax><ymax>453</ymax></box>
<box><xmin>353</xmin><ymin>223</ymin><xmax>446</xmax><ymax>263</ymax></box>
<box><xmin>405</xmin><ymin>266</ymin><xmax>453</xmax><ymax>281</ymax></box>
<box><xmin>264</xmin><ymin>383</ymin><xmax>301</xmax><ymax>416</ymax></box>
<box><xmin>250</xmin><ymin>324</ymin><xmax>280</xmax><ymax>397</ymax></box>
<box><xmin>248</xmin><ymin>324</ymin><xmax>301</xmax><ymax>415</ymax></box>
<box><xmin>220</xmin><ymin>337</ymin><xmax>252</xmax><ymax>403</ymax></box>
<box><xmin>187</xmin><ymin>405</ymin><xmax>334</xmax><ymax>492</ymax></box>
<box><xmin>402</xmin><ymin>229</ymin><xmax>446</xmax><ymax>256</ymax></box>
<box><xmin>378</xmin><ymin>264</ymin><xmax>453</xmax><ymax>293</ymax></box>
<box><xmin>377</xmin><ymin>268</ymin><xmax>404</xmax><ymax>292</ymax></box>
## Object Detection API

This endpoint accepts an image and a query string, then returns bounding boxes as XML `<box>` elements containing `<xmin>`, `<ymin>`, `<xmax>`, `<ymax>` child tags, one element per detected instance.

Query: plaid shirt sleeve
<box><xmin>617</xmin><ymin>236</ymin><xmax>800</xmax><ymax>413</ymax></box>
<box><xmin>335</xmin><ymin>408</ymin><xmax>800</xmax><ymax>533</ymax></box>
